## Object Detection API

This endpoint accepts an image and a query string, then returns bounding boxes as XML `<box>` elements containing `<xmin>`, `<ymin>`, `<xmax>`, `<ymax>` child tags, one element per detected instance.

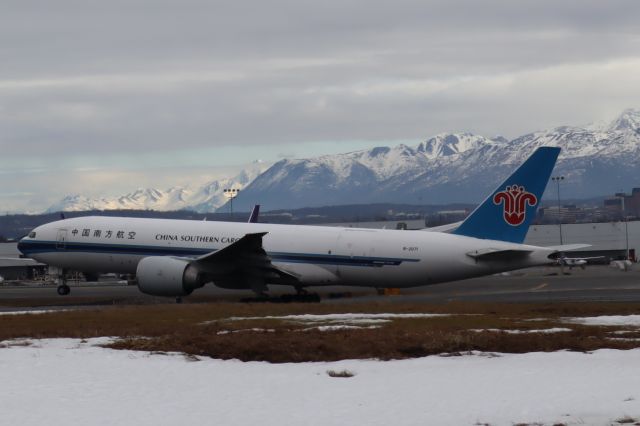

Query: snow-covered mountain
<box><xmin>47</xmin><ymin>109</ymin><xmax>640</xmax><ymax>213</ymax></box>
<box><xmin>46</xmin><ymin>161</ymin><xmax>268</xmax><ymax>213</ymax></box>
<box><xmin>417</xmin><ymin>132</ymin><xmax>506</xmax><ymax>159</ymax></box>
<box><xmin>224</xmin><ymin>109</ymin><xmax>640</xmax><ymax>211</ymax></box>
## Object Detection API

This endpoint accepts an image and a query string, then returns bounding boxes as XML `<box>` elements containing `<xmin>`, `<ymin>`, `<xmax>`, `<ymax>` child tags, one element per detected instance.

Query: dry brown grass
<box><xmin>2</xmin><ymin>301</ymin><xmax>640</xmax><ymax>362</ymax></box>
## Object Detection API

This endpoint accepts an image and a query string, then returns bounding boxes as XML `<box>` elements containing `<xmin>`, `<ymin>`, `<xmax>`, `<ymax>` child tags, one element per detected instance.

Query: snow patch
<box><xmin>2</xmin><ymin>338</ymin><xmax>640</xmax><ymax>425</ymax></box>
<box><xmin>228</xmin><ymin>313</ymin><xmax>450</xmax><ymax>322</ymax></box>
<box><xmin>302</xmin><ymin>325</ymin><xmax>382</xmax><ymax>332</ymax></box>
<box><xmin>216</xmin><ymin>328</ymin><xmax>276</xmax><ymax>335</ymax></box>
<box><xmin>0</xmin><ymin>309</ymin><xmax>68</xmax><ymax>316</ymax></box>
<box><xmin>563</xmin><ymin>315</ymin><xmax>640</xmax><ymax>327</ymax></box>
<box><xmin>470</xmin><ymin>328</ymin><xmax>572</xmax><ymax>334</ymax></box>
<box><xmin>219</xmin><ymin>313</ymin><xmax>450</xmax><ymax>329</ymax></box>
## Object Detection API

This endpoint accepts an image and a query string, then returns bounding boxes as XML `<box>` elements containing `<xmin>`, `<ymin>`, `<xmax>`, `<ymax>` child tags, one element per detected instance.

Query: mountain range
<box><xmin>47</xmin><ymin>109</ymin><xmax>640</xmax><ymax>213</ymax></box>
<box><xmin>46</xmin><ymin>161</ymin><xmax>268</xmax><ymax>213</ymax></box>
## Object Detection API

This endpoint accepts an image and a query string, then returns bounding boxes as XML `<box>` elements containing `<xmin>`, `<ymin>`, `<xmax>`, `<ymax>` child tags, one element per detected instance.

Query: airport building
<box><xmin>526</xmin><ymin>221</ymin><xmax>638</xmax><ymax>261</ymax></box>
<box><xmin>0</xmin><ymin>243</ymin><xmax>46</xmax><ymax>281</ymax></box>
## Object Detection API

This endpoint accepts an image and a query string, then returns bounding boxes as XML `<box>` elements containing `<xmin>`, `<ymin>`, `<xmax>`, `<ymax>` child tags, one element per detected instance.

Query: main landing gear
<box><xmin>287</xmin><ymin>285</ymin><xmax>321</xmax><ymax>303</ymax></box>
<box><xmin>240</xmin><ymin>286</ymin><xmax>321</xmax><ymax>303</ymax></box>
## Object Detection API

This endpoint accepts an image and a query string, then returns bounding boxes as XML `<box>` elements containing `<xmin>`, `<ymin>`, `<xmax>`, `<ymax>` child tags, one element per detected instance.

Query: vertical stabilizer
<box><xmin>248</xmin><ymin>204</ymin><xmax>260</xmax><ymax>223</ymax></box>
<box><xmin>452</xmin><ymin>147</ymin><xmax>560</xmax><ymax>243</ymax></box>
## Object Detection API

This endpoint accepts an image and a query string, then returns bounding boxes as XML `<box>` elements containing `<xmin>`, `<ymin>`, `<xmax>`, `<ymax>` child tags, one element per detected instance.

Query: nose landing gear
<box><xmin>57</xmin><ymin>284</ymin><xmax>71</xmax><ymax>296</ymax></box>
<box><xmin>52</xmin><ymin>268</ymin><xmax>71</xmax><ymax>296</ymax></box>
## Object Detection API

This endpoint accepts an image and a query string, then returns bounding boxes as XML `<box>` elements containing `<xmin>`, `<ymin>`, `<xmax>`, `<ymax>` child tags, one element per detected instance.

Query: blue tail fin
<box><xmin>453</xmin><ymin>147</ymin><xmax>560</xmax><ymax>243</ymax></box>
<box><xmin>248</xmin><ymin>204</ymin><xmax>260</xmax><ymax>223</ymax></box>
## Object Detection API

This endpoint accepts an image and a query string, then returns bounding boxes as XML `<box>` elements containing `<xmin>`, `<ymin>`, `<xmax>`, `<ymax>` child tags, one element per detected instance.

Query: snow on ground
<box><xmin>204</xmin><ymin>313</ymin><xmax>452</xmax><ymax>328</ymax></box>
<box><xmin>1</xmin><ymin>338</ymin><xmax>640</xmax><ymax>426</ymax></box>
<box><xmin>564</xmin><ymin>315</ymin><xmax>640</xmax><ymax>327</ymax></box>
<box><xmin>470</xmin><ymin>328</ymin><xmax>572</xmax><ymax>334</ymax></box>
<box><xmin>0</xmin><ymin>309</ymin><xmax>67</xmax><ymax>316</ymax></box>
<box><xmin>216</xmin><ymin>328</ymin><xmax>276</xmax><ymax>335</ymax></box>
<box><xmin>305</xmin><ymin>325</ymin><xmax>382</xmax><ymax>331</ymax></box>
<box><xmin>228</xmin><ymin>313</ymin><xmax>451</xmax><ymax>321</ymax></box>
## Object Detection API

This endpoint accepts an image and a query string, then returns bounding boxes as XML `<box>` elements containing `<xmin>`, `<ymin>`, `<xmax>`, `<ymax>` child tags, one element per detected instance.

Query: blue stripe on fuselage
<box><xmin>17</xmin><ymin>240</ymin><xmax>419</xmax><ymax>267</ymax></box>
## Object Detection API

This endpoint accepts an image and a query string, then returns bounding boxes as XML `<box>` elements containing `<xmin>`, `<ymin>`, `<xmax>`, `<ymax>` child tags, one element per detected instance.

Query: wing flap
<box><xmin>421</xmin><ymin>221</ymin><xmax>463</xmax><ymax>233</ymax></box>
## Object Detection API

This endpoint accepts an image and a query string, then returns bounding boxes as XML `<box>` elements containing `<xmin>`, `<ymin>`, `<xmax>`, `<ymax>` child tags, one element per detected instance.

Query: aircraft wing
<box><xmin>195</xmin><ymin>232</ymin><xmax>268</xmax><ymax>263</ymax></box>
<box><xmin>191</xmin><ymin>232</ymin><xmax>299</xmax><ymax>290</ymax></box>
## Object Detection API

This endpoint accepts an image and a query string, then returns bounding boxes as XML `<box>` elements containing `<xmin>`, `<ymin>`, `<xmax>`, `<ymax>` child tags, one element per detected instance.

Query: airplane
<box><xmin>17</xmin><ymin>146</ymin><xmax>587</xmax><ymax>299</ymax></box>
<box><xmin>556</xmin><ymin>254</ymin><xmax>605</xmax><ymax>270</ymax></box>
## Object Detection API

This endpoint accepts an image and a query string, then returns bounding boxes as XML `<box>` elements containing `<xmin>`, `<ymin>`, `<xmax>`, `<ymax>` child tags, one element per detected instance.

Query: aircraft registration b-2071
<box><xmin>18</xmin><ymin>147</ymin><xmax>585</xmax><ymax>298</ymax></box>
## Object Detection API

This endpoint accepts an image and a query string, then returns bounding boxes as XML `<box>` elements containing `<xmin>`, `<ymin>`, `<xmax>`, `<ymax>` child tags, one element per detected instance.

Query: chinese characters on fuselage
<box><xmin>71</xmin><ymin>228</ymin><xmax>136</xmax><ymax>240</ymax></box>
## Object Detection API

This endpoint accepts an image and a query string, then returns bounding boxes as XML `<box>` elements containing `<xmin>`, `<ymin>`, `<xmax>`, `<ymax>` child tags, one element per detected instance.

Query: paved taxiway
<box><xmin>0</xmin><ymin>265</ymin><xmax>639</xmax><ymax>310</ymax></box>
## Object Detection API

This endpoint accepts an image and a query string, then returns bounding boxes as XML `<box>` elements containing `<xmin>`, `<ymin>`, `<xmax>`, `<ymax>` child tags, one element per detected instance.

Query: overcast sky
<box><xmin>2</xmin><ymin>0</ymin><xmax>640</xmax><ymax>212</ymax></box>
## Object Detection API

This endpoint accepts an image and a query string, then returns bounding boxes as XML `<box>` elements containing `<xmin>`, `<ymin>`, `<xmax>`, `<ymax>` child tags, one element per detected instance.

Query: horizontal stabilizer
<box><xmin>421</xmin><ymin>221</ymin><xmax>462</xmax><ymax>233</ymax></box>
<box><xmin>545</xmin><ymin>243</ymin><xmax>591</xmax><ymax>252</ymax></box>
<box><xmin>466</xmin><ymin>248</ymin><xmax>534</xmax><ymax>261</ymax></box>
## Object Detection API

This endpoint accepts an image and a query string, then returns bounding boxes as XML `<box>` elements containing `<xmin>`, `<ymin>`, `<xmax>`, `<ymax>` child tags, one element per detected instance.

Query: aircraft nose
<box><xmin>17</xmin><ymin>237</ymin><xmax>27</xmax><ymax>256</ymax></box>
<box><xmin>17</xmin><ymin>231</ymin><xmax>35</xmax><ymax>258</ymax></box>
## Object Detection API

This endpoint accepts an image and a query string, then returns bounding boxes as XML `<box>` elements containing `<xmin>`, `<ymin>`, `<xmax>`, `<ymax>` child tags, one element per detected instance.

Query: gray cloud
<box><xmin>2</xmin><ymin>0</ymin><xmax>640</xmax><ymax>210</ymax></box>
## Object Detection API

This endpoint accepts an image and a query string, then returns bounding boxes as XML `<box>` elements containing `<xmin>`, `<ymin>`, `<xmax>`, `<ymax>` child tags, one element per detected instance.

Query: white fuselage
<box><xmin>19</xmin><ymin>216</ymin><xmax>553</xmax><ymax>289</ymax></box>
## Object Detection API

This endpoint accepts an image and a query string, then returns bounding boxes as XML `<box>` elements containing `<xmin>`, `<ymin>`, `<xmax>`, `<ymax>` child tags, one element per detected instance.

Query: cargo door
<box><xmin>335</xmin><ymin>229</ymin><xmax>377</xmax><ymax>275</ymax></box>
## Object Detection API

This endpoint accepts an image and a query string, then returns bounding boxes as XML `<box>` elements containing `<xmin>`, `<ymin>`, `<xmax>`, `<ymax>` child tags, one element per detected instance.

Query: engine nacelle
<box><xmin>136</xmin><ymin>256</ymin><xmax>206</xmax><ymax>297</ymax></box>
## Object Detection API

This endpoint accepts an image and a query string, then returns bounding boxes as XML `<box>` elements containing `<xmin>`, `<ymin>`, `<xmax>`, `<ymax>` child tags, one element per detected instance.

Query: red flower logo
<box><xmin>493</xmin><ymin>185</ymin><xmax>538</xmax><ymax>226</ymax></box>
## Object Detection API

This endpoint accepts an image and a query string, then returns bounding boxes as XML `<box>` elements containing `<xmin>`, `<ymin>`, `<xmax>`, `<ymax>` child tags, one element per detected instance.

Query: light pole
<box><xmin>622</xmin><ymin>202</ymin><xmax>629</xmax><ymax>260</ymax></box>
<box><xmin>617</xmin><ymin>192</ymin><xmax>630</xmax><ymax>260</ymax></box>
<box><xmin>551</xmin><ymin>176</ymin><xmax>565</xmax><ymax>245</ymax></box>
<box><xmin>223</xmin><ymin>188</ymin><xmax>240</xmax><ymax>221</ymax></box>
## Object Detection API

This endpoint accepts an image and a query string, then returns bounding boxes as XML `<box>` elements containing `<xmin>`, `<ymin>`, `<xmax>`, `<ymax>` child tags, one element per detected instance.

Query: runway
<box><xmin>1</xmin><ymin>265</ymin><xmax>639</xmax><ymax>310</ymax></box>
<box><xmin>391</xmin><ymin>265</ymin><xmax>640</xmax><ymax>303</ymax></box>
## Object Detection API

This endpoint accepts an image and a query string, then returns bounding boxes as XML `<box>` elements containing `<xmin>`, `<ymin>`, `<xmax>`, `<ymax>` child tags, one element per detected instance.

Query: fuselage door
<box><xmin>56</xmin><ymin>229</ymin><xmax>68</xmax><ymax>250</ymax></box>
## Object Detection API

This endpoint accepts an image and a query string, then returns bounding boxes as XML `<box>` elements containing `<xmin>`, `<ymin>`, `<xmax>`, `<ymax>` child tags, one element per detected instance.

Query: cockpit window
<box><xmin>28</xmin><ymin>232</ymin><xmax>36</xmax><ymax>238</ymax></box>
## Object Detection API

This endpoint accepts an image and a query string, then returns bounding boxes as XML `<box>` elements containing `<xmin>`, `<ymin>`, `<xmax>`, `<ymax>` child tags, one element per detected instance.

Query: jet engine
<box><xmin>136</xmin><ymin>256</ymin><xmax>206</xmax><ymax>297</ymax></box>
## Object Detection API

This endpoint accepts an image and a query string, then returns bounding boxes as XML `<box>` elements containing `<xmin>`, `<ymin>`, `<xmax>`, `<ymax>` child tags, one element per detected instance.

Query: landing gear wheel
<box><xmin>57</xmin><ymin>284</ymin><xmax>70</xmax><ymax>296</ymax></box>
